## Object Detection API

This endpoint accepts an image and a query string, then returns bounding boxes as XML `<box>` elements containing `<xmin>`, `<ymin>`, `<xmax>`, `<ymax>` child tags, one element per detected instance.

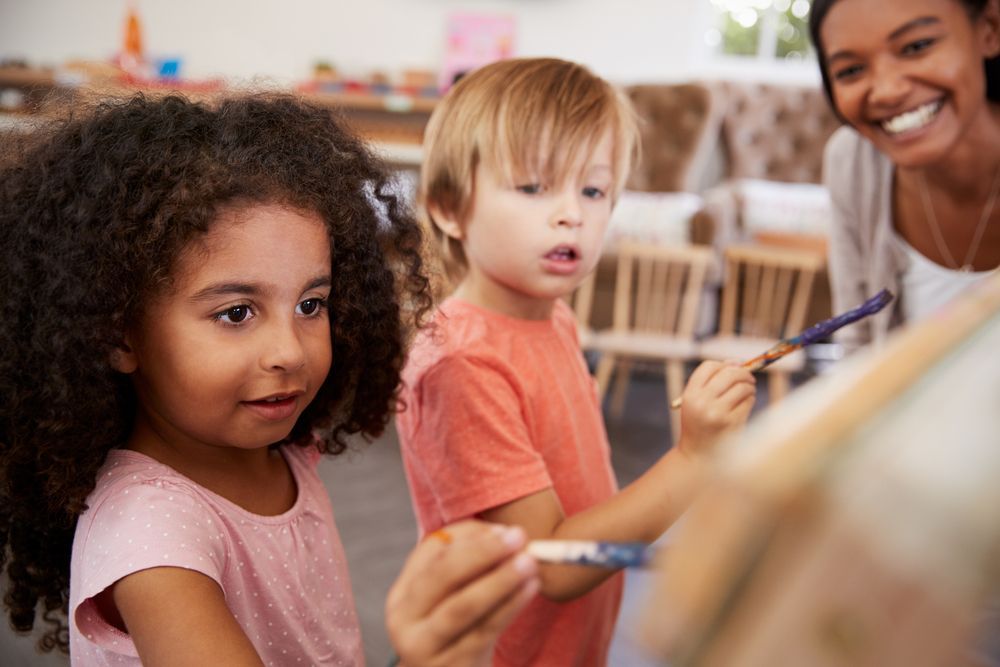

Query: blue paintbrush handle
<box><xmin>795</xmin><ymin>288</ymin><xmax>894</xmax><ymax>346</ymax></box>
<box><xmin>527</xmin><ymin>540</ymin><xmax>655</xmax><ymax>569</ymax></box>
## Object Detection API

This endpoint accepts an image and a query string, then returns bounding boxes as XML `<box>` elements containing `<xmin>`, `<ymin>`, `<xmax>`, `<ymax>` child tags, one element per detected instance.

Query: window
<box><xmin>706</xmin><ymin>0</ymin><xmax>813</xmax><ymax>61</ymax></box>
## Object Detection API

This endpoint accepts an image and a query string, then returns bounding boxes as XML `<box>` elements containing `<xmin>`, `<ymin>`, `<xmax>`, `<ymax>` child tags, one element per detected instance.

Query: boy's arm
<box><xmin>481</xmin><ymin>361</ymin><xmax>755</xmax><ymax>601</ymax></box>
<box><xmin>479</xmin><ymin>447</ymin><xmax>711</xmax><ymax>601</ymax></box>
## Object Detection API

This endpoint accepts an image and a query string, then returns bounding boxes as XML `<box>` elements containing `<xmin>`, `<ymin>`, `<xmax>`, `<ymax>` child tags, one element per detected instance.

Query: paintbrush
<box><xmin>527</xmin><ymin>539</ymin><xmax>655</xmax><ymax>569</ymax></box>
<box><xmin>671</xmin><ymin>288</ymin><xmax>895</xmax><ymax>409</ymax></box>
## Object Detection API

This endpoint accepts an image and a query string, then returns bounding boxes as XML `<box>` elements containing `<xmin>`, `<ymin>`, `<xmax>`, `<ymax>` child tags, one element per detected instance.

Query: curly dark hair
<box><xmin>0</xmin><ymin>93</ymin><xmax>432</xmax><ymax>652</ymax></box>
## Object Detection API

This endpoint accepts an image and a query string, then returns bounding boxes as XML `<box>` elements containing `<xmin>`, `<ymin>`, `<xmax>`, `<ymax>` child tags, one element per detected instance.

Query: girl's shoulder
<box><xmin>82</xmin><ymin>449</ymin><xmax>218</xmax><ymax>522</ymax></box>
<box><xmin>88</xmin><ymin>445</ymin><xmax>322</xmax><ymax>512</ymax></box>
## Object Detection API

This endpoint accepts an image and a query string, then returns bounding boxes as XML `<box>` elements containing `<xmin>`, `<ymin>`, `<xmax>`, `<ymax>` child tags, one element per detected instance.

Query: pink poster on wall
<box><xmin>439</xmin><ymin>12</ymin><xmax>516</xmax><ymax>92</ymax></box>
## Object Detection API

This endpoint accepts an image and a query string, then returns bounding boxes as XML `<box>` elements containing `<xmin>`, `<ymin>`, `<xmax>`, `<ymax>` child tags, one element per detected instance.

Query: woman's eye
<box><xmin>298</xmin><ymin>298</ymin><xmax>327</xmax><ymax>316</ymax></box>
<box><xmin>516</xmin><ymin>183</ymin><xmax>543</xmax><ymax>195</ymax></box>
<box><xmin>902</xmin><ymin>38</ymin><xmax>935</xmax><ymax>55</ymax></box>
<box><xmin>216</xmin><ymin>305</ymin><xmax>252</xmax><ymax>325</ymax></box>
<box><xmin>832</xmin><ymin>64</ymin><xmax>864</xmax><ymax>81</ymax></box>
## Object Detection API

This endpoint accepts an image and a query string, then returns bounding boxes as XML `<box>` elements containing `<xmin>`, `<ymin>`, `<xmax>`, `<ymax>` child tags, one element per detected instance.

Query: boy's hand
<box><xmin>386</xmin><ymin>520</ymin><xmax>540</xmax><ymax>667</ymax></box>
<box><xmin>678</xmin><ymin>360</ymin><xmax>756</xmax><ymax>454</ymax></box>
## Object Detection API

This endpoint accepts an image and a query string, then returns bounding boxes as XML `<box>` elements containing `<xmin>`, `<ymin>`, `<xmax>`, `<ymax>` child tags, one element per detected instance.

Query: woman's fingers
<box><xmin>406</xmin><ymin>549</ymin><xmax>539</xmax><ymax>664</ymax></box>
<box><xmin>387</xmin><ymin>521</ymin><xmax>526</xmax><ymax>620</ymax></box>
<box><xmin>421</xmin><ymin>573</ymin><xmax>540</xmax><ymax>667</ymax></box>
<box><xmin>385</xmin><ymin>520</ymin><xmax>539</xmax><ymax>667</ymax></box>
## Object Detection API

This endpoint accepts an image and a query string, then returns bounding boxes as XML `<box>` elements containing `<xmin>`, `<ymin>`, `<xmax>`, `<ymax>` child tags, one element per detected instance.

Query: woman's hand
<box><xmin>678</xmin><ymin>360</ymin><xmax>756</xmax><ymax>454</ymax></box>
<box><xmin>386</xmin><ymin>520</ymin><xmax>540</xmax><ymax>667</ymax></box>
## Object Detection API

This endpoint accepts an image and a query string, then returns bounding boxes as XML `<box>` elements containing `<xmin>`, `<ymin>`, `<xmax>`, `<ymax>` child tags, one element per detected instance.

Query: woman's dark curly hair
<box><xmin>809</xmin><ymin>0</ymin><xmax>1000</xmax><ymax>116</ymax></box>
<box><xmin>0</xmin><ymin>93</ymin><xmax>432</xmax><ymax>652</ymax></box>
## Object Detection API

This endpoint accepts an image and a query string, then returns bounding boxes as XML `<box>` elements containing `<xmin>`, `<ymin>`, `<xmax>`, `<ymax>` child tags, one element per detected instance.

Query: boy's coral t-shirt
<box><xmin>398</xmin><ymin>298</ymin><xmax>623</xmax><ymax>667</ymax></box>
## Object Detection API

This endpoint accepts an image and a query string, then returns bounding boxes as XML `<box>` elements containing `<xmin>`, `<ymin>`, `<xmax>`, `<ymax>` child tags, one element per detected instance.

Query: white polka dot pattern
<box><xmin>68</xmin><ymin>446</ymin><xmax>363</xmax><ymax>665</ymax></box>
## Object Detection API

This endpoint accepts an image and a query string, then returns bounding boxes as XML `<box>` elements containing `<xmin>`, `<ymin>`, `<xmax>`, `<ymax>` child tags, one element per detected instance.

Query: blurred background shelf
<box><xmin>0</xmin><ymin>66</ymin><xmax>434</xmax><ymax>165</ymax></box>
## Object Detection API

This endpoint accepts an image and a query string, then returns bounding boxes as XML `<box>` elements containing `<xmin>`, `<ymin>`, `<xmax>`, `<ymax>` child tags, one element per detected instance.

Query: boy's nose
<box><xmin>261</xmin><ymin>321</ymin><xmax>307</xmax><ymax>372</ymax></box>
<box><xmin>553</xmin><ymin>192</ymin><xmax>584</xmax><ymax>228</ymax></box>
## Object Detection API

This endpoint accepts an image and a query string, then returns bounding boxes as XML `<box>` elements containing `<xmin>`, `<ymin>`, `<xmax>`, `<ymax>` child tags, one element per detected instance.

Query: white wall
<box><xmin>0</xmin><ymin>0</ymin><xmax>817</xmax><ymax>86</ymax></box>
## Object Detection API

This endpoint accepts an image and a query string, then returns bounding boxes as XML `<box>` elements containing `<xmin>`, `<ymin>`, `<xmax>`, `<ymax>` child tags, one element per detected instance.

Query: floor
<box><xmin>1</xmin><ymin>368</ymin><xmax>776</xmax><ymax>666</ymax></box>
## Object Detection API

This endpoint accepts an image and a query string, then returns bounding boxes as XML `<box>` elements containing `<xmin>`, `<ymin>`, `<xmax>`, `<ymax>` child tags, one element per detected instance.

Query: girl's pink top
<box><xmin>69</xmin><ymin>445</ymin><xmax>363</xmax><ymax>666</ymax></box>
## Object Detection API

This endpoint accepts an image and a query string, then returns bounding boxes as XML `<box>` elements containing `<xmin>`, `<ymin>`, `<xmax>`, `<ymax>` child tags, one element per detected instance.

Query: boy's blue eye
<box><xmin>298</xmin><ymin>298</ymin><xmax>327</xmax><ymax>316</ymax></box>
<box><xmin>583</xmin><ymin>186</ymin><xmax>606</xmax><ymax>199</ymax></box>
<box><xmin>516</xmin><ymin>184</ymin><xmax>543</xmax><ymax>195</ymax></box>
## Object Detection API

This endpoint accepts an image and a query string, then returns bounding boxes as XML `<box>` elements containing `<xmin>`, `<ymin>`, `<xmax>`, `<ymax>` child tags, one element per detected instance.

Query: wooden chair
<box><xmin>586</xmin><ymin>241</ymin><xmax>715</xmax><ymax>437</ymax></box>
<box><xmin>697</xmin><ymin>243</ymin><xmax>825</xmax><ymax>404</ymax></box>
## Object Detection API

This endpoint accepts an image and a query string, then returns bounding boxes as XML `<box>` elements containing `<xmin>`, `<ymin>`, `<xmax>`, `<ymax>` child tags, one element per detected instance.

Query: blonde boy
<box><xmin>397</xmin><ymin>58</ymin><xmax>755</xmax><ymax>666</ymax></box>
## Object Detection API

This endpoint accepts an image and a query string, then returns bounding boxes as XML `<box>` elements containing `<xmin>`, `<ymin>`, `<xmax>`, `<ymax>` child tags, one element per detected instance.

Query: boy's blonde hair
<box><xmin>420</xmin><ymin>57</ymin><xmax>639</xmax><ymax>283</ymax></box>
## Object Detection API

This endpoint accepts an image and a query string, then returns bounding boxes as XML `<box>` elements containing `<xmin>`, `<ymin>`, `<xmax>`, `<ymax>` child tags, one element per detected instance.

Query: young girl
<box><xmin>810</xmin><ymin>0</ymin><xmax>1000</xmax><ymax>352</ymax></box>
<box><xmin>0</xmin><ymin>94</ymin><xmax>539</xmax><ymax>665</ymax></box>
<box><xmin>397</xmin><ymin>57</ymin><xmax>756</xmax><ymax>666</ymax></box>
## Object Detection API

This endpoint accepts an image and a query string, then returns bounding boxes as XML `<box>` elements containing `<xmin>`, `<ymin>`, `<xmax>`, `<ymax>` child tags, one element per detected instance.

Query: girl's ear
<box><xmin>982</xmin><ymin>0</ymin><xmax>1000</xmax><ymax>57</ymax></box>
<box><xmin>109</xmin><ymin>336</ymin><xmax>138</xmax><ymax>374</ymax></box>
<box><xmin>428</xmin><ymin>204</ymin><xmax>464</xmax><ymax>241</ymax></box>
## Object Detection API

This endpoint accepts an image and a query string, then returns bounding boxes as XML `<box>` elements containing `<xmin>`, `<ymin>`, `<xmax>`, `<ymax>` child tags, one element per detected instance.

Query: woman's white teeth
<box><xmin>882</xmin><ymin>101</ymin><xmax>942</xmax><ymax>135</ymax></box>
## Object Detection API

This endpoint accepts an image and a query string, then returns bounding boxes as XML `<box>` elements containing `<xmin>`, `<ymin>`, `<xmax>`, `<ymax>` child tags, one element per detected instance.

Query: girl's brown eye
<box><xmin>298</xmin><ymin>298</ymin><xmax>327</xmax><ymax>316</ymax></box>
<box><xmin>226</xmin><ymin>306</ymin><xmax>249</xmax><ymax>322</ymax></box>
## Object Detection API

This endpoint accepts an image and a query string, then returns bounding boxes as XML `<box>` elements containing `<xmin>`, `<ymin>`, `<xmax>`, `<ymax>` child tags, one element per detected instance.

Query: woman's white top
<box><xmin>894</xmin><ymin>232</ymin><xmax>996</xmax><ymax>323</ymax></box>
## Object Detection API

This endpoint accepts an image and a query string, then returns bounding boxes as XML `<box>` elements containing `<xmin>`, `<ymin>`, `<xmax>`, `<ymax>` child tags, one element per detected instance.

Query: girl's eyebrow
<box><xmin>827</xmin><ymin>16</ymin><xmax>941</xmax><ymax>64</ymax></box>
<box><xmin>189</xmin><ymin>276</ymin><xmax>332</xmax><ymax>301</ymax></box>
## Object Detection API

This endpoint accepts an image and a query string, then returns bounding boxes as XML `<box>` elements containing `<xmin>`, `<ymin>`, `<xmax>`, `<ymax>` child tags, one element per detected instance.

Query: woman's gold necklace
<box><xmin>917</xmin><ymin>165</ymin><xmax>1000</xmax><ymax>272</ymax></box>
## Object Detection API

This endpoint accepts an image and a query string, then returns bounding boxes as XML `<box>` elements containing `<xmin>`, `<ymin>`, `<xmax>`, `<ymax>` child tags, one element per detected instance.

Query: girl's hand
<box><xmin>678</xmin><ymin>360</ymin><xmax>756</xmax><ymax>454</ymax></box>
<box><xmin>385</xmin><ymin>520</ymin><xmax>540</xmax><ymax>667</ymax></box>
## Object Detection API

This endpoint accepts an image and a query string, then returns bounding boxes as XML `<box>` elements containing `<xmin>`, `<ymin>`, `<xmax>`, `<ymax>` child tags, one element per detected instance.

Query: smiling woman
<box><xmin>808</xmin><ymin>0</ymin><xmax>1000</xmax><ymax>352</ymax></box>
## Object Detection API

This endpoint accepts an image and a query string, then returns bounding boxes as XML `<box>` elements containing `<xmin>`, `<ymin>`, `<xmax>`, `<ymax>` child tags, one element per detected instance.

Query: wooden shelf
<box><xmin>0</xmin><ymin>66</ymin><xmax>57</xmax><ymax>87</ymax></box>
<box><xmin>304</xmin><ymin>88</ymin><xmax>438</xmax><ymax>114</ymax></box>
<box><xmin>0</xmin><ymin>66</ymin><xmax>436</xmax><ymax>160</ymax></box>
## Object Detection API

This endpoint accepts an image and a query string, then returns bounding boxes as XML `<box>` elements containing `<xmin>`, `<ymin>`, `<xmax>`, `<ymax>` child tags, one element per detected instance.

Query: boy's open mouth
<box><xmin>545</xmin><ymin>245</ymin><xmax>579</xmax><ymax>261</ymax></box>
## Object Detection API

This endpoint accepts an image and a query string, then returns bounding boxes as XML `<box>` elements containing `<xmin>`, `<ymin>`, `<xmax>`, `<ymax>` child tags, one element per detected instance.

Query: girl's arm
<box><xmin>111</xmin><ymin>566</ymin><xmax>265</xmax><ymax>666</ymax></box>
<box><xmin>481</xmin><ymin>360</ymin><xmax>755</xmax><ymax>601</ymax></box>
<box><xmin>386</xmin><ymin>520</ymin><xmax>540</xmax><ymax>667</ymax></box>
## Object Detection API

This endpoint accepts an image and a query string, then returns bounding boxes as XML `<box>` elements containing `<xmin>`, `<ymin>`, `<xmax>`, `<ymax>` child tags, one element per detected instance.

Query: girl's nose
<box><xmin>261</xmin><ymin>321</ymin><xmax>307</xmax><ymax>372</ymax></box>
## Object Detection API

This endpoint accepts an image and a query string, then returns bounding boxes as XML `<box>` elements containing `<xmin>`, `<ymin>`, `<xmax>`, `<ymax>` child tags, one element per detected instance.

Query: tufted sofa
<box><xmin>714</xmin><ymin>81</ymin><xmax>841</xmax><ymax>184</ymax></box>
<box><xmin>625</xmin><ymin>83</ymin><xmax>719</xmax><ymax>193</ymax></box>
<box><xmin>614</xmin><ymin>79</ymin><xmax>841</xmax><ymax>330</ymax></box>
<box><xmin>622</xmin><ymin>80</ymin><xmax>840</xmax><ymax>197</ymax></box>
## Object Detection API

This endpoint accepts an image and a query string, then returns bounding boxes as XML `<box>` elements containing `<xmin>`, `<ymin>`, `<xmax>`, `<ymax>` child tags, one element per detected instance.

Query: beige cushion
<box><xmin>588</xmin><ymin>330</ymin><xmax>700</xmax><ymax>360</ymax></box>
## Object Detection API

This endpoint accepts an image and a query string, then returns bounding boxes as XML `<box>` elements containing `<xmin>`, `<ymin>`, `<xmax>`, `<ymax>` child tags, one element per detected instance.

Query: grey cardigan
<box><xmin>822</xmin><ymin>126</ymin><xmax>907</xmax><ymax>353</ymax></box>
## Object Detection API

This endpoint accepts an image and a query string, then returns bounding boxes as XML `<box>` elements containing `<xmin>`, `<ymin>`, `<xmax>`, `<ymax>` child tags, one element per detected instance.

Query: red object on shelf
<box><xmin>118</xmin><ymin>72</ymin><xmax>225</xmax><ymax>92</ymax></box>
<box><xmin>118</xmin><ymin>3</ymin><xmax>145</xmax><ymax>76</ymax></box>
